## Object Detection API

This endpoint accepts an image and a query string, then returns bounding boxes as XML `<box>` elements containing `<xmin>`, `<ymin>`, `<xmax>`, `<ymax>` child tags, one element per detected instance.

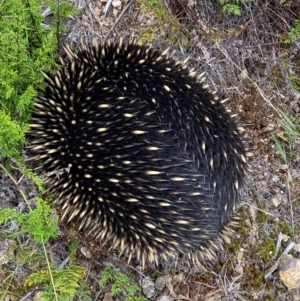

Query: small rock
<box><xmin>112</xmin><ymin>0</ymin><xmax>122</xmax><ymax>8</ymax></box>
<box><xmin>172</xmin><ymin>272</ymin><xmax>184</xmax><ymax>282</ymax></box>
<box><xmin>271</xmin><ymin>196</ymin><xmax>280</xmax><ymax>207</ymax></box>
<box><xmin>80</xmin><ymin>246</ymin><xmax>92</xmax><ymax>258</ymax></box>
<box><xmin>292</xmin><ymin>168</ymin><xmax>300</xmax><ymax>179</ymax></box>
<box><xmin>279</xmin><ymin>193</ymin><xmax>288</xmax><ymax>205</ymax></box>
<box><xmin>265</xmin><ymin>122</ymin><xmax>275</xmax><ymax>132</ymax></box>
<box><xmin>294</xmin><ymin>295</ymin><xmax>300</xmax><ymax>301</ymax></box>
<box><xmin>239</xmin><ymin>68</ymin><xmax>248</xmax><ymax>80</ymax></box>
<box><xmin>279</xmin><ymin>255</ymin><xmax>300</xmax><ymax>290</ymax></box>
<box><xmin>142</xmin><ymin>276</ymin><xmax>155</xmax><ymax>299</ymax></box>
<box><xmin>0</xmin><ymin>239</ymin><xmax>16</xmax><ymax>265</ymax></box>
<box><xmin>271</xmin><ymin>175</ymin><xmax>279</xmax><ymax>183</ymax></box>
<box><xmin>33</xmin><ymin>291</ymin><xmax>43</xmax><ymax>301</ymax></box>
<box><xmin>112</xmin><ymin>8</ymin><xmax>119</xmax><ymax>16</ymax></box>
<box><xmin>94</xmin><ymin>6</ymin><xmax>101</xmax><ymax>16</ymax></box>
<box><xmin>235</xmin><ymin>265</ymin><xmax>243</xmax><ymax>274</ymax></box>
<box><xmin>293</xmin><ymin>243</ymin><xmax>300</xmax><ymax>253</ymax></box>
<box><xmin>103</xmin><ymin>292</ymin><xmax>113</xmax><ymax>301</ymax></box>
<box><xmin>281</xmin><ymin>234</ymin><xmax>290</xmax><ymax>242</ymax></box>
<box><xmin>155</xmin><ymin>275</ymin><xmax>166</xmax><ymax>290</ymax></box>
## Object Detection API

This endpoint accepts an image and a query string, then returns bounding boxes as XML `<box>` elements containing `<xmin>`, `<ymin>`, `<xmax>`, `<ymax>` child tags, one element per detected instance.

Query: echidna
<box><xmin>28</xmin><ymin>38</ymin><xmax>248</xmax><ymax>266</ymax></box>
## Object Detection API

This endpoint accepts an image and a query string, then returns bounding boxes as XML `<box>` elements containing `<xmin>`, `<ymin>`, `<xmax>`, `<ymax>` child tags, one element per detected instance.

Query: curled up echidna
<box><xmin>28</xmin><ymin>38</ymin><xmax>248</xmax><ymax>266</ymax></box>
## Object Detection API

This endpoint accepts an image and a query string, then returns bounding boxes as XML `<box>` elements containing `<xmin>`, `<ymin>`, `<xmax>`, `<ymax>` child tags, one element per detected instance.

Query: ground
<box><xmin>0</xmin><ymin>0</ymin><xmax>299</xmax><ymax>300</ymax></box>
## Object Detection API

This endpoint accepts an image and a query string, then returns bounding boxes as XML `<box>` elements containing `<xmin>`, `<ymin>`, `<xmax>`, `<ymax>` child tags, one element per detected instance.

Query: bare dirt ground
<box><xmin>1</xmin><ymin>0</ymin><xmax>299</xmax><ymax>300</ymax></box>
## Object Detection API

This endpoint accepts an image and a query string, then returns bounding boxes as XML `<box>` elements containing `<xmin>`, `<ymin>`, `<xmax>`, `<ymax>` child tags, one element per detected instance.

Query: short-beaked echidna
<box><xmin>28</xmin><ymin>38</ymin><xmax>248</xmax><ymax>265</ymax></box>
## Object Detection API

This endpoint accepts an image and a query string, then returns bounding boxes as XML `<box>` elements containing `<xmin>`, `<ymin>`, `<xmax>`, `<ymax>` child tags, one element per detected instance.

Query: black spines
<box><xmin>28</xmin><ymin>38</ymin><xmax>248</xmax><ymax>265</ymax></box>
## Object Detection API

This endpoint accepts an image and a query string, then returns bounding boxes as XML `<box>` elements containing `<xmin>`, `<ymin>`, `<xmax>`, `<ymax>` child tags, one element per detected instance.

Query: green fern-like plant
<box><xmin>0</xmin><ymin>111</ymin><xmax>29</xmax><ymax>159</ymax></box>
<box><xmin>283</xmin><ymin>19</ymin><xmax>300</xmax><ymax>43</ymax></box>
<box><xmin>0</xmin><ymin>0</ymin><xmax>76</xmax><ymax>160</ymax></box>
<box><xmin>25</xmin><ymin>265</ymin><xmax>87</xmax><ymax>301</ymax></box>
<box><xmin>0</xmin><ymin>195</ymin><xmax>89</xmax><ymax>301</ymax></box>
<box><xmin>100</xmin><ymin>266</ymin><xmax>147</xmax><ymax>301</ymax></box>
<box><xmin>0</xmin><ymin>1</ymin><xmax>86</xmax><ymax>301</ymax></box>
<box><xmin>0</xmin><ymin>197</ymin><xmax>58</xmax><ymax>243</ymax></box>
<box><xmin>19</xmin><ymin>197</ymin><xmax>58</xmax><ymax>243</ymax></box>
<box><xmin>219</xmin><ymin>0</ymin><xmax>254</xmax><ymax>16</ymax></box>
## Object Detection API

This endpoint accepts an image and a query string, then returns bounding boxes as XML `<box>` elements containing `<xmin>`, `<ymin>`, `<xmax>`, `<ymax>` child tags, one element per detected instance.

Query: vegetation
<box><xmin>283</xmin><ymin>19</ymin><xmax>300</xmax><ymax>43</ymax></box>
<box><xmin>0</xmin><ymin>1</ymin><xmax>84</xmax><ymax>300</ymax></box>
<box><xmin>0</xmin><ymin>191</ymin><xmax>88</xmax><ymax>300</ymax></box>
<box><xmin>271</xmin><ymin>109</ymin><xmax>300</xmax><ymax>164</ymax></box>
<box><xmin>0</xmin><ymin>0</ymin><xmax>77</xmax><ymax>161</ymax></box>
<box><xmin>99</xmin><ymin>266</ymin><xmax>147</xmax><ymax>301</ymax></box>
<box><xmin>219</xmin><ymin>0</ymin><xmax>255</xmax><ymax>16</ymax></box>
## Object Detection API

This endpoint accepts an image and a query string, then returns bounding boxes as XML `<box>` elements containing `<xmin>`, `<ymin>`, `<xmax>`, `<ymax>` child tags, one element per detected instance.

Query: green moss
<box><xmin>201</xmin><ymin>272</ymin><xmax>211</xmax><ymax>281</ymax></box>
<box><xmin>255</xmin><ymin>197</ymin><xmax>266</xmax><ymax>208</ymax></box>
<box><xmin>151</xmin><ymin>269</ymin><xmax>159</xmax><ymax>280</ymax></box>
<box><xmin>279</xmin><ymin>223</ymin><xmax>293</xmax><ymax>236</ymax></box>
<box><xmin>264</xmin><ymin>295</ymin><xmax>276</xmax><ymax>301</ymax></box>
<box><xmin>225</xmin><ymin>238</ymin><xmax>242</xmax><ymax>253</ymax></box>
<box><xmin>236</xmin><ymin>208</ymin><xmax>251</xmax><ymax>236</ymax></box>
<box><xmin>243</xmin><ymin>264</ymin><xmax>265</xmax><ymax>290</ymax></box>
<box><xmin>215</xmin><ymin>260</ymin><xmax>235</xmax><ymax>273</ymax></box>
<box><xmin>269</xmin><ymin>231</ymin><xmax>278</xmax><ymax>240</ymax></box>
<box><xmin>257</xmin><ymin>239</ymin><xmax>276</xmax><ymax>263</ymax></box>
<box><xmin>281</xmin><ymin>175</ymin><xmax>287</xmax><ymax>184</ymax></box>
<box><xmin>256</xmin><ymin>211</ymin><xmax>268</xmax><ymax>224</ymax></box>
